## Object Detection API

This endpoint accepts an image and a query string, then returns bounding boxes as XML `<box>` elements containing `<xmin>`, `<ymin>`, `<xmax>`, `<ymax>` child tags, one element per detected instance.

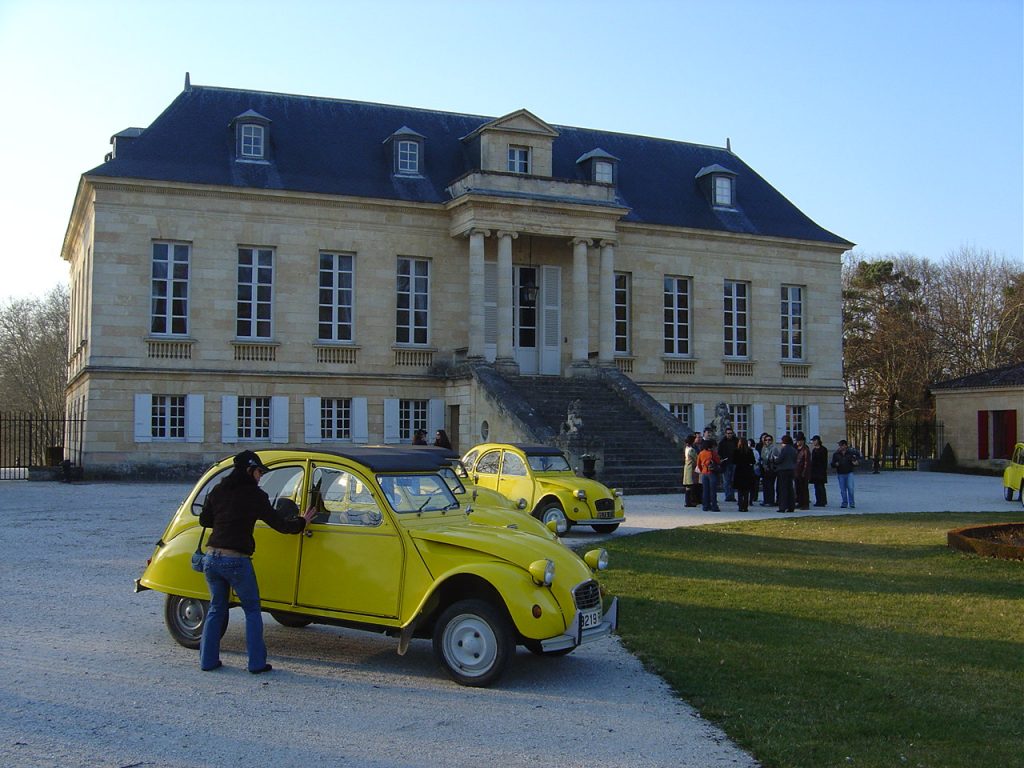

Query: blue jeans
<box><xmin>701</xmin><ymin>473</ymin><xmax>720</xmax><ymax>511</ymax></box>
<box><xmin>722</xmin><ymin>463</ymin><xmax>736</xmax><ymax>501</ymax></box>
<box><xmin>200</xmin><ymin>553</ymin><xmax>266</xmax><ymax>672</ymax></box>
<box><xmin>837</xmin><ymin>473</ymin><xmax>855</xmax><ymax>506</ymax></box>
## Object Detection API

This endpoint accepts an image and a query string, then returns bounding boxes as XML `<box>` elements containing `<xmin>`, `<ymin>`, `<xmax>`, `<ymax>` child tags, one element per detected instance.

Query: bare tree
<box><xmin>924</xmin><ymin>246</ymin><xmax>1024</xmax><ymax>378</ymax></box>
<box><xmin>0</xmin><ymin>285</ymin><xmax>69</xmax><ymax>414</ymax></box>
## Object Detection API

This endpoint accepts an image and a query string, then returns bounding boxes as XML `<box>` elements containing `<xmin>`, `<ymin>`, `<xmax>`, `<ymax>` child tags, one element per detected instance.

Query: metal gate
<box><xmin>845</xmin><ymin>418</ymin><xmax>944</xmax><ymax>471</ymax></box>
<box><xmin>0</xmin><ymin>413</ymin><xmax>84</xmax><ymax>480</ymax></box>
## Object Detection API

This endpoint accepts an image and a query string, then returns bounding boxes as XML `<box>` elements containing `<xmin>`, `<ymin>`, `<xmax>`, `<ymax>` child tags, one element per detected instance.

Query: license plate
<box><xmin>596</xmin><ymin>509</ymin><xmax>613</xmax><ymax>519</ymax></box>
<box><xmin>580</xmin><ymin>607</ymin><xmax>602</xmax><ymax>630</ymax></box>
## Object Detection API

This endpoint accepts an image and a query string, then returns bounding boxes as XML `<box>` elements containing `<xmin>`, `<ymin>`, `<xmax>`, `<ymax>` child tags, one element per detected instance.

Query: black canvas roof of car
<box><xmin>318</xmin><ymin>446</ymin><xmax>450</xmax><ymax>473</ymax></box>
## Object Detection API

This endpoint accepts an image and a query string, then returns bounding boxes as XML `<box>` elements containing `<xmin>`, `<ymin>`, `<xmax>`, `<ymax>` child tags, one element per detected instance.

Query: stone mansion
<box><xmin>61</xmin><ymin>77</ymin><xmax>851</xmax><ymax>478</ymax></box>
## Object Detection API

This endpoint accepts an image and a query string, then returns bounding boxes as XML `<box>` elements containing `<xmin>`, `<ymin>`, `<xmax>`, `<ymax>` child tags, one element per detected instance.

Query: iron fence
<box><xmin>845</xmin><ymin>418</ymin><xmax>944</xmax><ymax>471</ymax></box>
<box><xmin>0</xmin><ymin>412</ymin><xmax>85</xmax><ymax>480</ymax></box>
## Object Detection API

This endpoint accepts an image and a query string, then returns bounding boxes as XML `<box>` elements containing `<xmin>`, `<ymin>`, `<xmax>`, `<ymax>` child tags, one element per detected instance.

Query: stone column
<box><xmin>495</xmin><ymin>230</ymin><xmax>518</xmax><ymax>369</ymax></box>
<box><xmin>571</xmin><ymin>237</ymin><xmax>592</xmax><ymax>371</ymax></box>
<box><xmin>467</xmin><ymin>229</ymin><xmax>489</xmax><ymax>358</ymax></box>
<box><xmin>598</xmin><ymin>240</ymin><xmax>616</xmax><ymax>367</ymax></box>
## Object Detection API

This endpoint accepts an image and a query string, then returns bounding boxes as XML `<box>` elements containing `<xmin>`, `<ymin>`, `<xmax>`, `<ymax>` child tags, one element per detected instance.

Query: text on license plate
<box><xmin>580</xmin><ymin>608</ymin><xmax>602</xmax><ymax>630</ymax></box>
<box><xmin>596</xmin><ymin>509</ymin><xmax>613</xmax><ymax>519</ymax></box>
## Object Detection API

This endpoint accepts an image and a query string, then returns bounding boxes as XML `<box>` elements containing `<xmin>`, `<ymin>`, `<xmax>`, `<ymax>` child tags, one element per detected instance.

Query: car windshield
<box><xmin>377</xmin><ymin>473</ymin><xmax>460</xmax><ymax>513</ymax></box>
<box><xmin>438</xmin><ymin>466</ymin><xmax>467</xmax><ymax>496</ymax></box>
<box><xmin>527</xmin><ymin>454</ymin><xmax>571</xmax><ymax>472</ymax></box>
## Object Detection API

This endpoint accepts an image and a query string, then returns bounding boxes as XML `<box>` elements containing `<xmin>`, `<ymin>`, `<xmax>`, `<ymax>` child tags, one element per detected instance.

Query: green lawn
<box><xmin>598</xmin><ymin>512</ymin><xmax>1024</xmax><ymax>768</ymax></box>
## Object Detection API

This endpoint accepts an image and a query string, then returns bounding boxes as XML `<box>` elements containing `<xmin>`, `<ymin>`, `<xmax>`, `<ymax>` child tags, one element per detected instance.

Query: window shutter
<box><xmin>133</xmin><ymin>394</ymin><xmax>152</xmax><ymax>443</ymax></box>
<box><xmin>808</xmin><ymin>405</ymin><xmax>820</xmax><ymax>440</ymax></box>
<box><xmin>428</xmin><ymin>399</ymin><xmax>445</xmax><ymax>435</ymax></box>
<box><xmin>751</xmin><ymin>404</ymin><xmax>765</xmax><ymax>438</ymax></box>
<box><xmin>693</xmin><ymin>404</ymin><xmax>705</xmax><ymax>433</ymax></box>
<box><xmin>271</xmin><ymin>396</ymin><xmax>289</xmax><ymax>444</ymax></box>
<box><xmin>775</xmin><ymin>405</ymin><xmax>787</xmax><ymax>436</ymax></box>
<box><xmin>383</xmin><ymin>398</ymin><xmax>400</xmax><ymax>443</ymax></box>
<box><xmin>221</xmin><ymin>396</ymin><xmax>238</xmax><ymax>444</ymax></box>
<box><xmin>351</xmin><ymin>397</ymin><xmax>369</xmax><ymax>443</ymax></box>
<box><xmin>977</xmin><ymin>410</ymin><xmax>989</xmax><ymax>460</ymax></box>
<box><xmin>185</xmin><ymin>395</ymin><xmax>204</xmax><ymax>443</ymax></box>
<box><xmin>304</xmin><ymin>397</ymin><xmax>321</xmax><ymax>443</ymax></box>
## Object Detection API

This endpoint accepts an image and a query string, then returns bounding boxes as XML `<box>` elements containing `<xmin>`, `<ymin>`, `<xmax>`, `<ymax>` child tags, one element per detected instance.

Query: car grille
<box><xmin>594</xmin><ymin>498</ymin><xmax>614</xmax><ymax>512</ymax></box>
<box><xmin>574</xmin><ymin>580</ymin><xmax>601</xmax><ymax>611</ymax></box>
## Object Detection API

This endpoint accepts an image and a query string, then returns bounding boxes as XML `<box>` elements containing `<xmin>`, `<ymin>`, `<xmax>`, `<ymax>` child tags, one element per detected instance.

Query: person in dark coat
<box><xmin>794</xmin><ymin>432</ymin><xmax>811</xmax><ymax>510</ymax></box>
<box><xmin>198</xmin><ymin>450</ymin><xmax>316</xmax><ymax>673</ymax></box>
<box><xmin>718</xmin><ymin>427</ymin><xmax>739</xmax><ymax>502</ymax></box>
<box><xmin>810</xmin><ymin>435</ymin><xmax>829</xmax><ymax>506</ymax></box>
<box><xmin>775</xmin><ymin>434</ymin><xmax>797</xmax><ymax>513</ymax></box>
<box><xmin>433</xmin><ymin>429</ymin><xmax>452</xmax><ymax>450</ymax></box>
<box><xmin>732</xmin><ymin>437</ymin><xmax>757</xmax><ymax>512</ymax></box>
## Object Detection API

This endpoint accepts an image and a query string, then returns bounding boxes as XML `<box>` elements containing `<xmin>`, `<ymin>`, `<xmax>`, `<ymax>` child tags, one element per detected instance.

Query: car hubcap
<box><xmin>443</xmin><ymin>614</ymin><xmax>496</xmax><ymax>676</ymax></box>
<box><xmin>542</xmin><ymin>508</ymin><xmax>566</xmax><ymax>527</ymax></box>
<box><xmin>176</xmin><ymin>598</ymin><xmax>205</xmax><ymax>634</ymax></box>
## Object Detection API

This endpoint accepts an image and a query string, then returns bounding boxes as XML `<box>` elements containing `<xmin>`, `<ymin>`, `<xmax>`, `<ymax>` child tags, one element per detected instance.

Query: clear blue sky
<box><xmin>0</xmin><ymin>0</ymin><xmax>1020</xmax><ymax>302</ymax></box>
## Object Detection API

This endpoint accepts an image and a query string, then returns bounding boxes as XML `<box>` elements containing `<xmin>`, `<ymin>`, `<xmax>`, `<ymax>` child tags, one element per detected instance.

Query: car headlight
<box><xmin>529</xmin><ymin>558</ymin><xmax>556</xmax><ymax>586</ymax></box>
<box><xmin>574</xmin><ymin>489</ymin><xmax>587</xmax><ymax>501</ymax></box>
<box><xmin>613</xmin><ymin>488</ymin><xmax>623</xmax><ymax>498</ymax></box>
<box><xmin>584</xmin><ymin>548</ymin><xmax>609</xmax><ymax>571</ymax></box>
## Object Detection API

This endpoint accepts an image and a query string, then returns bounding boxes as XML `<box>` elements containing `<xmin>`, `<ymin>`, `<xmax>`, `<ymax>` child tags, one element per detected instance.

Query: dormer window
<box><xmin>508</xmin><ymin>145</ymin><xmax>531</xmax><ymax>174</ymax></box>
<box><xmin>696</xmin><ymin>164</ymin><xmax>738</xmax><ymax>209</ymax></box>
<box><xmin>241</xmin><ymin>124</ymin><xmax>264</xmax><ymax>159</ymax></box>
<box><xmin>714</xmin><ymin>175</ymin><xmax>734</xmax><ymax>207</ymax></box>
<box><xmin>384</xmin><ymin>126</ymin><xmax>425</xmax><ymax>176</ymax></box>
<box><xmin>576</xmin><ymin>148</ymin><xmax>619</xmax><ymax>185</ymax></box>
<box><xmin>231</xmin><ymin>109</ymin><xmax>271</xmax><ymax>162</ymax></box>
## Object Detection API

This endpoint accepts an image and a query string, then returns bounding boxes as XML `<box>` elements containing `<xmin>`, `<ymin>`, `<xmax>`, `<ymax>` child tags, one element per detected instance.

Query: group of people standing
<box><xmin>682</xmin><ymin>429</ymin><xmax>861</xmax><ymax>513</ymax></box>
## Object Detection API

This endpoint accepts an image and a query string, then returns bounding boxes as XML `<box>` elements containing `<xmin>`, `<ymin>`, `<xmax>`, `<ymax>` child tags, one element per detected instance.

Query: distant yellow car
<box><xmin>462</xmin><ymin>443</ymin><xmax>625</xmax><ymax>534</ymax></box>
<box><xmin>1003</xmin><ymin>442</ymin><xmax>1024</xmax><ymax>505</ymax></box>
<box><xmin>135</xmin><ymin>447</ymin><xmax>617</xmax><ymax>687</ymax></box>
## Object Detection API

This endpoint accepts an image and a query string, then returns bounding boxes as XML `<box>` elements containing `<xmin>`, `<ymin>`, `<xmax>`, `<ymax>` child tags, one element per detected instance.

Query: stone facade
<box><xmin>61</xmin><ymin>84</ymin><xmax>851</xmax><ymax>476</ymax></box>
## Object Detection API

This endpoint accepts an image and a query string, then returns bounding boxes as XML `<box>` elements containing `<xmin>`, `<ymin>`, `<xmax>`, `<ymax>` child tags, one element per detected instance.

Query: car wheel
<box><xmin>432</xmin><ymin>599</ymin><xmax>513</xmax><ymax>687</ymax></box>
<box><xmin>1020</xmin><ymin>481</ymin><xmax>1024</xmax><ymax>506</ymax></box>
<box><xmin>536</xmin><ymin>501</ymin><xmax>570</xmax><ymax>535</ymax></box>
<box><xmin>269</xmin><ymin>610</ymin><xmax>312</xmax><ymax>628</ymax></box>
<box><xmin>1005</xmin><ymin>485</ymin><xmax>1014</xmax><ymax>501</ymax></box>
<box><xmin>591</xmin><ymin>523</ymin><xmax>620</xmax><ymax>534</ymax></box>
<box><xmin>163</xmin><ymin>595</ymin><xmax>225</xmax><ymax>649</ymax></box>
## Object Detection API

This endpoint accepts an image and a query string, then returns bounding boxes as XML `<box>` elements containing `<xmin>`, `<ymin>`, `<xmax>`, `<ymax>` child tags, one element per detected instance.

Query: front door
<box><xmin>515</xmin><ymin>265</ymin><xmax>561</xmax><ymax>375</ymax></box>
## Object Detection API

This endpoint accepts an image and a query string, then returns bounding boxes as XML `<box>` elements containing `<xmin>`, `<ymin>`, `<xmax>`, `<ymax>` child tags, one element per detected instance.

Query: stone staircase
<box><xmin>494</xmin><ymin>371</ymin><xmax>685</xmax><ymax>494</ymax></box>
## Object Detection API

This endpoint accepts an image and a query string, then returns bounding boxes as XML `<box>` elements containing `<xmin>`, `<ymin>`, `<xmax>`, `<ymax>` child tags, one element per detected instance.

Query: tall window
<box><xmin>237</xmin><ymin>247</ymin><xmax>274</xmax><ymax>339</ymax></box>
<box><xmin>400</xmin><ymin>399</ymin><xmax>428</xmax><ymax>441</ymax></box>
<box><xmin>781</xmin><ymin>285</ymin><xmax>804</xmax><ymax>360</ymax></box>
<box><xmin>152</xmin><ymin>395</ymin><xmax>185</xmax><ymax>439</ymax></box>
<box><xmin>714</xmin><ymin>176</ymin><xmax>734</xmax><ymax>207</ymax></box>
<box><xmin>151</xmin><ymin>242</ymin><xmax>189</xmax><ymax>335</ymax></box>
<box><xmin>663</xmin><ymin>276</ymin><xmax>691</xmax><ymax>355</ymax></box>
<box><xmin>240</xmin><ymin>124</ymin><xmax>264</xmax><ymax>159</ymax></box>
<box><xmin>785</xmin><ymin>405</ymin><xmax>805</xmax><ymax>437</ymax></box>
<box><xmin>397</xmin><ymin>140</ymin><xmax>419</xmax><ymax>174</ymax></box>
<box><xmin>729</xmin><ymin>405</ymin><xmax>751</xmax><ymax>439</ymax></box>
<box><xmin>615</xmin><ymin>272</ymin><xmax>631</xmax><ymax>354</ymax></box>
<box><xmin>724</xmin><ymin>280</ymin><xmax>749</xmax><ymax>358</ymax></box>
<box><xmin>595</xmin><ymin>160</ymin><xmax>614</xmax><ymax>183</ymax></box>
<box><xmin>396</xmin><ymin>257</ymin><xmax>429</xmax><ymax>345</ymax></box>
<box><xmin>318</xmin><ymin>252</ymin><xmax>354</xmax><ymax>342</ymax></box>
<box><xmin>508</xmin><ymin>145</ymin><xmax>530</xmax><ymax>174</ymax></box>
<box><xmin>321</xmin><ymin>398</ymin><xmax>352</xmax><ymax>440</ymax></box>
<box><xmin>238</xmin><ymin>396</ymin><xmax>271</xmax><ymax>440</ymax></box>
<box><xmin>669</xmin><ymin>403</ymin><xmax>693</xmax><ymax>427</ymax></box>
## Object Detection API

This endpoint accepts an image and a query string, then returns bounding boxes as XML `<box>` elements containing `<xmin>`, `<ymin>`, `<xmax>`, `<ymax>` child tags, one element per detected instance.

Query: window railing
<box><xmin>147</xmin><ymin>339</ymin><xmax>194</xmax><ymax>360</ymax></box>
<box><xmin>232</xmin><ymin>342</ymin><xmax>277</xmax><ymax>362</ymax></box>
<box><xmin>664</xmin><ymin>358</ymin><xmax>695</xmax><ymax>375</ymax></box>
<box><xmin>316</xmin><ymin>345</ymin><xmax>359</xmax><ymax>365</ymax></box>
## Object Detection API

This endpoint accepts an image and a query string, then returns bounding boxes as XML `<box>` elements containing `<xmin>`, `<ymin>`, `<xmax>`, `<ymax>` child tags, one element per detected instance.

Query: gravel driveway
<box><xmin>0</xmin><ymin>480</ymin><xmax>758</xmax><ymax>768</ymax></box>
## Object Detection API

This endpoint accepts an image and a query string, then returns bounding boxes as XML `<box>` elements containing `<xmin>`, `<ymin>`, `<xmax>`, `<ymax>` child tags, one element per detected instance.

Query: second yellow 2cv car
<box><xmin>135</xmin><ymin>447</ymin><xmax>617</xmax><ymax>687</ymax></box>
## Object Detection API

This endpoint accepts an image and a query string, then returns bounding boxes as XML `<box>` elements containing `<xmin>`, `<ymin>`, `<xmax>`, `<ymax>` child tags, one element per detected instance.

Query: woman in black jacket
<box><xmin>732</xmin><ymin>437</ymin><xmax>757</xmax><ymax>512</ymax></box>
<box><xmin>198</xmin><ymin>450</ymin><xmax>316</xmax><ymax>673</ymax></box>
<box><xmin>810</xmin><ymin>435</ymin><xmax>829</xmax><ymax>506</ymax></box>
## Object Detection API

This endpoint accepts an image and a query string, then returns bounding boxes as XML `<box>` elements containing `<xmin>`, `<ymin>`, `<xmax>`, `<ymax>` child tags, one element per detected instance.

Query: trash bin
<box><xmin>581</xmin><ymin>454</ymin><xmax>597</xmax><ymax>479</ymax></box>
<box><xmin>46</xmin><ymin>446</ymin><xmax>64</xmax><ymax>466</ymax></box>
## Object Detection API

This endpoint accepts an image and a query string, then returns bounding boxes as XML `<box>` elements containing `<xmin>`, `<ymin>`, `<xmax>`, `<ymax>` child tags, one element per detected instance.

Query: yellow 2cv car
<box><xmin>135</xmin><ymin>447</ymin><xmax>617</xmax><ymax>686</ymax></box>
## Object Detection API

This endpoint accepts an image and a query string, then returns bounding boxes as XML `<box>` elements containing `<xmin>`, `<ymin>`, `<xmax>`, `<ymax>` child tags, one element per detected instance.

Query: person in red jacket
<box><xmin>198</xmin><ymin>450</ymin><xmax>316</xmax><ymax>673</ymax></box>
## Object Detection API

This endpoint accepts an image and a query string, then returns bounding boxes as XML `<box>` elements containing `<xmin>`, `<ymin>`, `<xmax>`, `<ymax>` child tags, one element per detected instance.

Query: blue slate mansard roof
<box><xmin>932</xmin><ymin>361</ymin><xmax>1024</xmax><ymax>390</ymax></box>
<box><xmin>86</xmin><ymin>83</ymin><xmax>851</xmax><ymax>247</ymax></box>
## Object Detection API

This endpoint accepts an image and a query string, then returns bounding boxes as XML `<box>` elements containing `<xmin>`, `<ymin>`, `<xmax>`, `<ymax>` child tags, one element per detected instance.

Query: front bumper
<box><xmin>540</xmin><ymin>597</ymin><xmax>618</xmax><ymax>652</ymax></box>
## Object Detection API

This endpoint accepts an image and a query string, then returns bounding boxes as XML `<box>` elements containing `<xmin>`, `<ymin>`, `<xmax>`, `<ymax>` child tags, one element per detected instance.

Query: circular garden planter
<box><xmin>947</xmin><ymin>523</ymin><xmax>1024</xmax><ymax>560</ymax></box>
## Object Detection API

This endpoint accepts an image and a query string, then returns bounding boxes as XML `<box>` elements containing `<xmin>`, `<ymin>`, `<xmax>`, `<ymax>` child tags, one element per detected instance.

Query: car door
<box><xmin>472</xmin><ymin>449</ymin><xmax>503</xmax><ymax>493</ymax></box>
<box><xmin>496</xmin><ymin>449</ymin><xmax>536</xmax><ymax>509</ymax></box>
<box><xmin>295</xmin><ymin>464</ymin><xmax>404</xmax><ymax>619</ymax></box>
<box><xmin>251</xmin><ymin>463</ymin><xmax>305</xmax><ymax>604</ymax></box>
